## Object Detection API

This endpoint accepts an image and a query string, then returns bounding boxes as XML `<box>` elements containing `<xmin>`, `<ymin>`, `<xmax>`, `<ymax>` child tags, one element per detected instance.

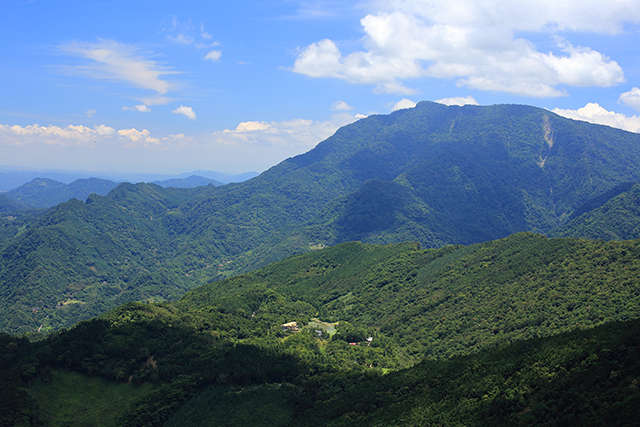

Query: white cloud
<box><xmin>370</xmin><ymin>0</ymin><xmax>640</xmax><ymax>34</ymax></box>
<box><xmin>619</xmin><ymin>87</ymin><xmax>640</xmax><ymax>111</ymax></box>
<box><xmin>117</xmin><ymin>128</ymin><xmax>161</xmax><ymax>145</ymax></box>
<box><xmin>391</xmin><ymin>99</ymin><xmax>417</xmax><ymax>111</ymax></box>
<box><xmin>196</xmin><ymin>41</ymin><xmax>220</xmax><ymax>49</ymax></box>
<box><xmin>137</xmin><ymin>96</ymin><xmax>172</xmax><ymax>106</ymax></box>
<box><xmin>435</xmin><ymin>96</ymin><xmax>478</xmax><ymax>106</ymax></box>
<box><xmin>233</xmin><ymin>121</ymin><xmax>271</xmax><ymax>132</ymax></box>
<box><xmin>200</xmin><ymin>23</ymin><xmax>213</xmax><ymax>39</ymax></box>
<box><xmin>168</xmin><ymin>34</ymin><xmax>194</xmax><ymax>44</ymax></box>
<box><xmin>57</xmin><ymin>39</ymin><xmax>178</xmax><ymax>95</ymax></box>
<box><xmin>122</xmin><ymin>105</ymin><xmax>151</xmax><ymax>112</ymax></box>
<box><xmin>0</xmin><ymin>123</ymin><xmax>115</xmax><ymax>146</ymax></box>
<box><xmin>293</xmin><ymin>0</ymin><xmax>635</xmax><ymax>96</ymax></box>
<box><xmin>552</xmin><ymin>103</ymin><xmax>640</xmax><ymax>133</ymax></box>
<box><xmin>204</xmin><ymin>50</ymin><xmax>222</xmax><ymax>61</ymax></box>
<box><xmin>85</xmin><ymin>109</ymin><xmax>96</xmax><ymax>117</ymax></box>
<box><xmin>212</xmin><ymin>113</ymin><xmax>362</xmax><ymax>148</ymax></box>
<box><xmin>0</xmin><ymin>122</ymin><xmax>170</xmax><ymax>149</ymax></box>
<box><xmin>172</xmin><ymin>105</ymin><xmax>196</xmax><ymax>120</ymax></box>
<box><xmin>331</xmin><ymin>101</ymin><xmax>354</xmax><ymax>111</ymax></box>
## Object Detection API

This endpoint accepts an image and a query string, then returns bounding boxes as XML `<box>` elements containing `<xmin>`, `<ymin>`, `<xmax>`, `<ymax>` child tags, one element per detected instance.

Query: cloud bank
<box><xmin>0</xmin><ymin>123</ymin><xmax>165</xmax><ymax>147</ymax></box>
<box><xmin>293</xmin><ymin>0</ymin><xmax>639</xmax><ymax>96</ymax></box>
<box><xmin>552</xmin><ymin>103</ymin><xmax>640</xmax><ymax>133</ymax></box>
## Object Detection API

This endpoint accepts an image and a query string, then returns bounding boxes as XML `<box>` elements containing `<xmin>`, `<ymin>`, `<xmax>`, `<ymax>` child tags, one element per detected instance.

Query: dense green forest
<box><xmin>3</xmin><ymin>102</ymin><xmax>640</xmax><ymax>426</ymax></box>
<box><xmin>550</xmin><ymin>181</ymin><xmax>640</xmax><ymax>240</ymax></box>
<box><xmin>2</xmin><ymin>235</ymin><xmax>640</xmax><ymax>426</ymax></box>
<box><xmin>4</xmin><ymin>102</ymin><xmax>640</xmax><ymax>334</ymax></box>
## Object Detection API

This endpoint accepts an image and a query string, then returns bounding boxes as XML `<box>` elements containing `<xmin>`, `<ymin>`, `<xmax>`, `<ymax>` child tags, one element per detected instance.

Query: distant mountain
<box><xmin>4</xmin><ymin>101</ymin><xmax>640</xmax><ymax>333</ymax></box>
<box><xmin>152</xmin><ymin>175</ymin><xmax>223</xmax><ymax>188</ymax></box>
<box><xmin>0</xmin><ymin>168</ymin><xmax>258</xmax><ymax>191</ymax></box>
<box><xmin>186</xmin><ymin>170</ymin><xmax>259</xmax><ymax>184</ymax></box>
<box><xmin>0</xmin><ymin>169</ymin><xmax>95</xmax><ymax>191</ymax></box>
<box><xmin>4</xmin><ymin>177</ymin><xmax>119</xmax><ymax>208</ymax></box>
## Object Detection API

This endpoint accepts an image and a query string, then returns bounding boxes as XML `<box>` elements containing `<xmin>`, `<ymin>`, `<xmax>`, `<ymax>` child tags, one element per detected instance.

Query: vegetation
<box><xmin>4</xmin><ymin>102</ymin><xmax>640</xmax><ymax>334</ymax></box>
<box><xmin>2</xmin><ymin>235</ymin><xmax>640</xmax><ymax>425</ymax></box>
<box><xmin>31</xmin><ymin>370</ymin><xmax>153</xmax><ymax>427</ymax></box>
<box><xmin>551</xmin><ymin>181</ymin><xmax>640</xmax><ymax>240</ymax></box>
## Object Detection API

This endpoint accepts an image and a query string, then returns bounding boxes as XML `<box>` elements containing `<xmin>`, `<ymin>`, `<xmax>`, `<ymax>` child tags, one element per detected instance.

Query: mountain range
<box><xmin>3</xmin><ymin>101</ymin><xmax>640</xmax><ymax>426</ymax></box>
<box><xmin>3</xmin><ymin>101</ymin><xmax>640</xmax><ymax>335</ymax></box>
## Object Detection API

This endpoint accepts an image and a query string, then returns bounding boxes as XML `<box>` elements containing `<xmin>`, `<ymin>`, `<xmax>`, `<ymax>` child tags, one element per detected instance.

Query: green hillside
<box><xmin>2</xmin><ymin>235</ymin><xmax>640</xmax><ymax>426</ymax></box>
<box><xmin>550</xmin><ymin>181</ymin><xmax>640</xmax><ymax>240</ymax></box>
<box><xmin>0</xmin><ymin>193</ymin><xmax>30</xmax><ymax>213</ymax></box>
<box><xmin>5</xmin><ymin>102</ymin><xmax>640</xmax><ymax>333</ymax></box>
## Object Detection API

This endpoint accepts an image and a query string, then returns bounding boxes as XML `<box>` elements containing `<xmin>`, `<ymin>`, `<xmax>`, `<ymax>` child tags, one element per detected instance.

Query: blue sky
<box><xmin>2</xmin><ymin>0</ymin><xmax>640</xmax><ymax>175</ymax></box>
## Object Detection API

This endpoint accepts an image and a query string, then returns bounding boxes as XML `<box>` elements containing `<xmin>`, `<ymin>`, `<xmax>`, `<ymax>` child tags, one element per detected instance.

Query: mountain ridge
<box><xmin>4</xmin><ymin>101</ymin><xmax>640</xmax><ymax>333</ymax></box>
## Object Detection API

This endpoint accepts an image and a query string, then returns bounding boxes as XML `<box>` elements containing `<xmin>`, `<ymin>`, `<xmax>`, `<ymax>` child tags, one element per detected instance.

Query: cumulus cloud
<box><xmin>117</xmin><ymin>128</ymin><xmax>161</xmax><ymax>145</ymax></box>
<box><xmin>552</xmin><ymin>103</ymin><xmax>640</xmax><ymax>133</ymax></box>
<box><xmin>332</xmin><ymin>101</ymin><xmax>355</xmax><ymax>111</ymax></box>
<box><xmin>0</xmin><ymin>123</ymin><xmax>115</xmax><ymax>146</ymax></box>
<box><xmin>172</xmin><ymin>105</ymin><xmax>196</xmax><ymax>120</ymax></box>
<box><xmin>204</xmin><ymin>50</ymin><xmax>222</xmax><ymax>61</ymax></box>
<box><xmin>122</xmin><ymin>105</ymin><xmax>151</xmax><ymax>112</ymax></box>
<box><xmin>435</xmin><ymin>96</ymin><xmax>478</xmax><ymax>106</ymax></box>
<box><xmin>293</xmin><ymin>0</ymin><xmax>636</xmax><ymax>96</ymax></box>
<box><xmin>85</xmin><ymin>109</ymin><xmax>96</xmax><ymax>117</ymax></box>
<box><xmin>619</xmin><ymin>87</ymin><xmax>640</xmax><ymax>111</ymax></box>
<box><xmin>57</xmin><ymin>39</ymin><xmax>178</xmax><ymax>95</ymax></box>
<box><xmin>391</xmin><ymin>99</ymin><xmax>417</xmax><ymax>111</ymax></box>
<box><xmin>212</xmin><ymin>112</ymin><xmax>362</xmax><ymax>148</ymax></box>
<box><xmin>0</xmin><ymin>122</ymin><xmax>170</xmax><ymax>149</ymax></box>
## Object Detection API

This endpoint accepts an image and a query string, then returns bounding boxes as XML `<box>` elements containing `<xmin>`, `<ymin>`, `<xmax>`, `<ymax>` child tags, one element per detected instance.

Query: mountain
<box><xmin>550</xmin><ymin>181</ymin><xmax>640</xmax><ymax>240</ymax></box>
<box><xmin>0</xmin><ymin>168</ymin><xmax>258</xmax><ymax>191</ymax></box>
<box><xmin>4</xmin><ymin>177</ymin><xmax>119</xmax><ymax>208</ymax></box>
<box><xmin>152</xmin><ymin>175</ymin><xmax>223</xmax><ymax>188</ymax></box>
<box><xmin>4</xmin><ymin>102</ymin><xmax>640</xmax><ymax>333</ymax></box>
<box><xmin>0</xmin><ymin>193</ymin><xmax>29</xmax><ymax>214</ymax></box>
<box><xmin>3</xmin><ymin>236</ymin><xmax>640</xmax><ymax>426</ymax></box>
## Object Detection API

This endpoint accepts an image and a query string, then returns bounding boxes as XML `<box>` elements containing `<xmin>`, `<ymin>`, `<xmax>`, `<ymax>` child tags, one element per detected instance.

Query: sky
<box><xmin>2</xmin><ymin>0</ymin><xmax>640</xmax><ymax>175</ymax></box>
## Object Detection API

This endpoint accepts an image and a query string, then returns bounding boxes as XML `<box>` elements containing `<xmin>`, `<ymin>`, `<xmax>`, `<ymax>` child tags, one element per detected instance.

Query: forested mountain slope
<box><xmin>4</xmin><ymin>102</ymin><xmax>640</xmax><ymax>333</ymax></box>
<box><xmin>3</xmin><ymin>236</ymin><xmax>640</xmax><ymax>426</ymax></box>
<box><xmin>0</xmin><ymin>194</ymin><xmax>29</xmax><ymax>213</ymax></box>
<box><xmin>550</xmin><ymin>181</ymin><xmax>640</xmax><ymax>240</ymax></box>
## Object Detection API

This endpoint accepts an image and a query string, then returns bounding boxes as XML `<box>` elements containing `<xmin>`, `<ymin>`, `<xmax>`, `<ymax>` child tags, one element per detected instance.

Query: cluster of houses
<box><xmin>280</xmin><ymin>321</ymin><xmax>374</xmax><ymax>346</ymax></box>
